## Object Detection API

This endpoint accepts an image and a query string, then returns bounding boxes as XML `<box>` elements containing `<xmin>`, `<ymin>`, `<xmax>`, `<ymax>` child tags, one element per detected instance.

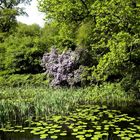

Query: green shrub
<box><xmin>0</xmin><ymin>74</ymin><xmax>49</xmax><ymax>87</ymax></box>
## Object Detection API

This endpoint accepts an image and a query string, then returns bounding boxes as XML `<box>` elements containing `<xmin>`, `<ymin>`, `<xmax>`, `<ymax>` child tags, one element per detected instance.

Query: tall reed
<box><xmin>0</xmin><ymin>83</ymin><xmax>137</xmax><ymax>125</ymax></box>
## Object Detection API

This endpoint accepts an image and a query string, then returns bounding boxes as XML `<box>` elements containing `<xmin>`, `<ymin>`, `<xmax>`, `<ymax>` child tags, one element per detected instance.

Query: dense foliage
<box><xmin>0</xmin><ymin>0</ymin><xmax>31</xmax><ymax>34</ymax></box>
<box><xmin>38</xmin><ymin>0</ymin><xmax>140</xmax><ymax>94</ymax></box>
<box><xmin>0</xmin><ymin>0</ymin><xmax>139</xmax><ymax>97</ymax></box>
<box><xmin>0</xmin><ymin>0</ymin><xmax>140</xmax><ymax>132</ymax></box>
<box><xmin>0</xmin><ymin>23</ymin><xmax>48</xmax><ymax>74</ymax></box>
<box><xmin>0</xmin><ymin>83</ymin><xmax>136</xmax><ymax>124</ymax></box>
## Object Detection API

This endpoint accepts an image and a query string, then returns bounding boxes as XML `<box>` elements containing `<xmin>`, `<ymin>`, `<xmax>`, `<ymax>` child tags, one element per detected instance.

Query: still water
<box><xmin>0</xmin><ymin>105</ymin><xmax>140</xmax><ymax>140</ymax></box>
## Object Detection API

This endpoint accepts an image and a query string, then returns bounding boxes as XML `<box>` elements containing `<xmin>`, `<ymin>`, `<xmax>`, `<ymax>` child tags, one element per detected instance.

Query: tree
<box><xmin>0</xmin><ymin>0</ymin><xmax>32</xmax><ymax>33</ymax></box>
<box><xmin>40</xmin><ymin>22</ymin><xmax>60</xmax><ymax>49</ymax></box>
<box><xmin>1</xmin><ymin>23</ymin><xmax>48</xmax><ymax>74</ymax></box>
<box><xmin>38</xmin><ymin>0</ymin><xmax>91</xmax><ymax>23</ymax></box>
<box><xmin>38</xmin><ymin>0</ymin><xmax>92</xmax><ymax>47</ymax></box>
<box><xmin>39</xmin><ymin>0</ymin><xmax>140</xmax><ymax>93</ymax></box>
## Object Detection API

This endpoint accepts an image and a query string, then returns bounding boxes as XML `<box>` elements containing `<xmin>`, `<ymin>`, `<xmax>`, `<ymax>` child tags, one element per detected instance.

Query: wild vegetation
<box><xmin>1</xmin><ymin>105</ymin><xmax>140</xmax><ymax>140</ymax></box>
<box><xmin>0</xmin><ymin>83</ymin><xmax>136</xmax><ymax>125</ymax></box>
<box><xmin>0</xmin><ymin>0</ymin><xmax>140</xmax><ymax>139</ymax></box>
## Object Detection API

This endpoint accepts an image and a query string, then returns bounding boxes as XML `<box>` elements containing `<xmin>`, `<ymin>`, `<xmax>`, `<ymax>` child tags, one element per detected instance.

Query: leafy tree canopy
<box><xmin>39</xmin><ymin>0</ymin><xmax>140</xmax><ymax>92</ymax></box>
<box><xmin>38</xmin><ymin>0</ymin><xmax>92</xmax><ymax>44</ymax></box>
<box><xmin>38</xmin><ymin>0</ymin><xmax>91</xmax><ymax>23</ymax></box>
<box><xmin>0</xmin><ymin>0</ymin><xmax>32</xmax><ymax>33</ymax></box>
<box><xmin>0</xmin><ymin>23</ymin><xmax>48</xmax><ymax>74</ymax></box>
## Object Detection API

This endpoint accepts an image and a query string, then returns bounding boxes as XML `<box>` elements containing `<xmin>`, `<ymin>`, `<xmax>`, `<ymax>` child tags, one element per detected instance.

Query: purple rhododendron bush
<box><xmin>41</xmin><ymin>48</ymin><xmax>90</xmax><ymax>87</ymax></box>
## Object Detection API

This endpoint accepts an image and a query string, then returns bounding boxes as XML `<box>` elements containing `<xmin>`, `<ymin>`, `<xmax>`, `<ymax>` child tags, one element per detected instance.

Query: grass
<box><xmin>0</xmin><ymin>83</ymin><xmax>139</xmax><ymax>125</ymax></box>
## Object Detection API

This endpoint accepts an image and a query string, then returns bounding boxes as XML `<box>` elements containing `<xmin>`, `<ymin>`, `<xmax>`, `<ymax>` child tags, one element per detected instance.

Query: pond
<box><xmin>0</xmin><ymin>105</ymin><xmax>140</xmax><ymax>140</ymax></box>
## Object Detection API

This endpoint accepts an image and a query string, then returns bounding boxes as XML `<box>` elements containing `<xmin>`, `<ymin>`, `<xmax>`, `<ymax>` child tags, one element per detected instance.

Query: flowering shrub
<box><xmin>41</xmin><ymin>48</ymin><xmax>85</xmax><ymax>87</ymax></box>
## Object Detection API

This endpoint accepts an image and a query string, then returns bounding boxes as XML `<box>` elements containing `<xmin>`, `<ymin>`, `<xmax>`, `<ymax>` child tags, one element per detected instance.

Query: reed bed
<box><xmin>0</xmin><ymin>83</ymin><xmax>137</xmax><ymax>125</ymax></box>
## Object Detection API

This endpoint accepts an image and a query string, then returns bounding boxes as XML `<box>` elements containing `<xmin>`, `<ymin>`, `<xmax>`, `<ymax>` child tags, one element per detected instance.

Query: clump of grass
<box><xmin>0</xmin><ymin>83</ymin><xmax>138</xmax><ymax>125</ymax></box>
<box><xmin>83</xmin><ymin>83</ymin><xmax>137</xmax><ymax>108</ymax></box>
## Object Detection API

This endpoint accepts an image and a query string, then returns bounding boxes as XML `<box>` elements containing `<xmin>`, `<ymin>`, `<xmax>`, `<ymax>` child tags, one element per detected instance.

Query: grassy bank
<box><xmin>0</xmin><ymin>83</ymin><xmax>139</xmax><ymax>125</ymax></box>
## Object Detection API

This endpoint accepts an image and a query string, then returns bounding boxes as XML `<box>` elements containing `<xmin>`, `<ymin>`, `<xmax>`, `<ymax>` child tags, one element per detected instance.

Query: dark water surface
<box><xmin>0</xmin><ymin>105</ymin><xmax>140</xmax><ymax>140</ymax></box>
<box><xmin>0</xmin><ymin>131</ymin><xmax>40</xmax><ymax>140</ymax></box>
